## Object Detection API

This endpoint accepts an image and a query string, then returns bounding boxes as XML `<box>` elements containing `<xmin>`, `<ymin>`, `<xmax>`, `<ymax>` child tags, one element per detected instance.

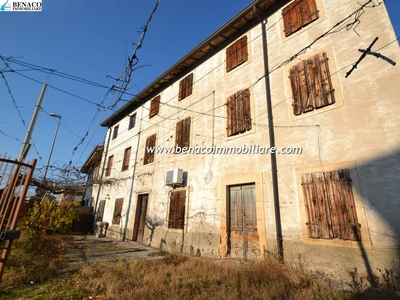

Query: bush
<box><xmin>25</xmin><ymin>198</ymin><xmax>79</xmax><ymax>234</ymax></box>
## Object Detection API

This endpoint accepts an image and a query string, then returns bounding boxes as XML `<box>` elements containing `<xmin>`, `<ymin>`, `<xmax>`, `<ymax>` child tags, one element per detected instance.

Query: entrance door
<box><xmin>133</xmin><ymin>194</ymin><xmax>148</xmax><ymax>243</ymax></box>
<box><xmin>229</xmin><ymin>184</ymin><xmax>259</xmax><ymax>259</ymax></box>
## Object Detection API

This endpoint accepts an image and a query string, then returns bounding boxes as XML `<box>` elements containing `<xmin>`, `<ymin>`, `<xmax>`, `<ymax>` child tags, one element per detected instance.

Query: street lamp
<box><xmin>43</xmin><ymin>113</ymin><xmax>61</xmax><ymax>181</ymax></box>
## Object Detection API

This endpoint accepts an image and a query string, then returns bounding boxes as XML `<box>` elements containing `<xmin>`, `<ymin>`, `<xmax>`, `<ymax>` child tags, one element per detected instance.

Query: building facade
<box><xmin>89</xmin><ymin>0</ymin><xmax>400</xmax><ymax>280</ymax></box>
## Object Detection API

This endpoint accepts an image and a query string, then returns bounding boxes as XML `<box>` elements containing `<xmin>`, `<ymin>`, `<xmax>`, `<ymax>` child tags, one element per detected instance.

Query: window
<box><xmin>226</xmin><ymin>36</ymin><xmax>248</xmax><ymax>72</ymax></box>
<box><xmin>144</xmin><ymin>134</ymin><xmax>156</xmax><ymax>165</ymax></box>
<box><xmin>122</xmin><ymin>147</ymin><xmax>131</xmax><ymax>171</ymax></box>
<box><xmin>289</xmin><ymin>52</ymin><xmax>335</xmax><ymax>116</ymax></box>
<box><xmin>178</xmin><ymin>73</ymin><xmax>193</xmax><ymax>101</ymax></box>
<box><xmin>96</xmin><ymin>200</ymin><xmax>106</xmax><ymax>222</ymax></box>
<box><xmin>149</xmin><ymin>96</ymin><xmax>160</xmax><ymax>118</ymax></box>
<box><xmin>112</xmin><ymin>198</ymin><xmax>124</xmax><ymax>225</ymax></box>
<box><xmin>112</xmin><ymin>125</ymin><xmax>119</xmax><ymax>139</ymax></box>
<box><xmin>129</xmin><ymin>113</ymin><xmax>136</xmax><ymax>130</ymax></box>
<box><xmin>175</xmin><ymin>117</ymin><xmax>191</xmax><ymax>150</ymax></box>
<box><xmin>282</xmin><ymin>0</ymin><xmax>319</xmax><ymax>37</ymax></box>
<box><xmin>226</xmin><ymin>89</ymin><xmax>252</xmax><ymax>137</ymax></box>
<box><xmin>301</xmin><ymin>169</ymin><xmax>361</xmax><ymax>241</ymax></box>
<box><xmin>105</xmin><ymin>155</ymin><xmax>113</xmax><ymax>176</ymax></box>
<box><xmin>168</xmin><ymin>190</ymin><xmax>186</xmax><ymax>229</ymax></box>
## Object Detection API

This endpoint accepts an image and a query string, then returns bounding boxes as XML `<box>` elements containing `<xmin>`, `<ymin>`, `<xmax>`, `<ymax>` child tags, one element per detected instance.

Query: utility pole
<box><xmin>19</xmin><ymin>84</ymin><xmax>47</xmax><ymax>161</ymax></box>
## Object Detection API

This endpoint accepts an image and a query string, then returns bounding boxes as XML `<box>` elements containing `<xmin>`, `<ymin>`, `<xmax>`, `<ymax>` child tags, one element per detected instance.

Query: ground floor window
<box><xmin>301</xmin><ymin>169</ymin><xmax>361</xmax><ymax>241</ymax></box>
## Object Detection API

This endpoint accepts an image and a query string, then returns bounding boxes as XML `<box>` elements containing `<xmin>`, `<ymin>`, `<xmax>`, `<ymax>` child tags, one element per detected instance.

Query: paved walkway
<box><xmin>58</xmin><ymin>234</ymin><xmax>164</xmax><ymax>276</ymax></box>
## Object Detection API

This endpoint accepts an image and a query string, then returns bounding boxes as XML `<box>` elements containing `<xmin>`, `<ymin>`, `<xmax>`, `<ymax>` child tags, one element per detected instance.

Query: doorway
<box><xmin>133</xmin><ymin>194</ymin><xmax>148</xmax><ymax>243</ymax></box>
<box><xmin>228</xmin><ymin>184</ymin><xmax>259</xmax><ymax>259</ymax></box>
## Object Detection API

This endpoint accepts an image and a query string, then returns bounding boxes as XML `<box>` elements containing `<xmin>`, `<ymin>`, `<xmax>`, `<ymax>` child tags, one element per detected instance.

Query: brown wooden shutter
<box><xmin>183</xmin><ymin>117</ymin><xmax>191</xmax><ymax>148</ymax></box>
<box><xmin>97</xmin><ymin>200</ymin><xmax>106</xmax><ymax>221</ymax></box>
<box><xmin>106</xmin><ymin>155</ymin><xmax>113</xmax><ymax>176</ymax></box>
<box><xmin>331</xmin><ymin>169</ymin><xmax>361</xmax><ymax>241</ymax></box>
<box><xmin>112</xmin><ymin>198</ymin><xmax>124</xmax><ymax>225</ymax></box>
<box><xmin>242</xmin><ymin>89</ymin><xmax>252</xmax><ymax>131</ymax></box>
<box><xmin>226</xmin><ymin>95</ymin><xmax>235</xmax><ymax>137</ymax></box>
<box><xmin>144</xmin><ymin>134</ymin><xmax>156</xmax><ymax>165</ymax></box>
<box><xmin>168</xmin><ymin>190</ymin><xmax>186</xmax><ymax>229</ymax></box>
<box><xmin>175</xmin><ymin>119</ymin><xmax>182</xmax><ymax>149</ymax></box>
<box><xmin>299</xmin><ymin>0</ymin><xmax>319</xmax><ymax>27</ymax></box>
<box><xmin>178</xmin><ymin>78</ymin><xmax>184</xmax><ymax>101</ymax></box>
<box><xmin>282</xmin><ymin>1</ymin><xmax>301</xmax><ymax>37</ymax></box>
<box><xmin>123</xmin><ymin>147</ymin><xmax>131</xmax><ymax>170</ymax></box>
<box><xmin>149</xmin><ymin>95</ymin><xmax>160</xmax><ymax>118</ymax></box>
<box><xmin>314</xmin><ymin>52</ymin><xmax>335</xmax><ymax>108</ymax></box>
<box><xmin>226</xmin><ymin>43</ymin><xmax>236</xmax><ymax>72</ymax></box>
<box><xmin>237</xmin><ymin>36</ymin><xmax>248</xmax><ymax>65</ymax></box>
<box><xmin>289</xmin><ymin>65</ymin><xmax>303</xmax><ymax>115</ymax></box>
<box><xmin>302</xmin><ymin>173</ymin><xmax>321</xmax><ymax>238</ymax></box>
<box><xmin>186</xmin><ymin>73</ymin><xmax>193</xmax><ymax>98</ymax></box>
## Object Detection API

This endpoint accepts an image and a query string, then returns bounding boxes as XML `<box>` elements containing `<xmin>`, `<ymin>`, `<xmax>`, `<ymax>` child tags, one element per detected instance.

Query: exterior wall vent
<box><xmin>165</xmin><ymin>168</ymin><xmax>184</xmax><ymax>186</ymax></box>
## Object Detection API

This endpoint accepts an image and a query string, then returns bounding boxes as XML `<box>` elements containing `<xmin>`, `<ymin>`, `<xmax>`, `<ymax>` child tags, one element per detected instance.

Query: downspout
<box><xmin>254</xmin><ymin>5</ymin><xmax>284</xmax><ymax>261</ymax></box>
<box><xmin>122</xmin><ymin>106</ymin><xmax>144</xmax><ymax>241</ymax></box>
<box><xmin>93</xmin><ymin>127</ymin><xmax>112</xmax><ymax>229</ymax></box>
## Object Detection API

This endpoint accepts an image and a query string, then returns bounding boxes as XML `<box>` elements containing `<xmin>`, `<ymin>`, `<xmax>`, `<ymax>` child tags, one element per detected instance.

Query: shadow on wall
<box><xmin>145</xmin><ymin>215</ymin><xmax>165</xmax><ymax>246</ymax></box>
<box><xmin>353</xmin><ymin>148</ymin><xmax>400</xmax><ymax>284</ymax></box>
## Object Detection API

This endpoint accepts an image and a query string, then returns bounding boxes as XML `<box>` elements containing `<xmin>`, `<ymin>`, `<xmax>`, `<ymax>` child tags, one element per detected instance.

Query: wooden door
<box><xmin>133</xmin><ymin>194</ymin><xmax>148</xmax><ymax>243</ymax></box>
<box><xmin>229</xmin><ymin>184</ymin><xmax>259</xmax><ymax>259</ymax></box>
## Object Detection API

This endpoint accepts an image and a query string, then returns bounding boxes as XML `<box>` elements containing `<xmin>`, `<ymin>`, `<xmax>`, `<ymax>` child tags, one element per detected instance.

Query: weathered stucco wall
<box><xmin>95</xmin><ymin>0</ymin><xmax>400</xmax><ymax>282</ymax></box>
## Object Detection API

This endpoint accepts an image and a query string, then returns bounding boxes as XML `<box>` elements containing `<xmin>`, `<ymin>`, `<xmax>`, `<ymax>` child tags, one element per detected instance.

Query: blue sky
<box><xmin>1</xmin><ymin>0</ymin><xmax>399</xmax><ymax>181</ymax></box>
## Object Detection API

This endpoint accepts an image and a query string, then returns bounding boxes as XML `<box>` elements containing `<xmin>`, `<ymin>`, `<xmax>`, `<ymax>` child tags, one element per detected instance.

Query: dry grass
<box><xmin>0</xmin><ymin>234</ymin><xmax>398</xmax><ymax>299</ymax></box>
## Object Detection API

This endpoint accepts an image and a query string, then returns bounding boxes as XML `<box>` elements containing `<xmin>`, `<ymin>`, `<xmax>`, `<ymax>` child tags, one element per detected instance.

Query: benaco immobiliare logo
<box><xmin>0</xmin><ymin>0</ymin><xmax>42</xmax><ymax>12</ymax></box>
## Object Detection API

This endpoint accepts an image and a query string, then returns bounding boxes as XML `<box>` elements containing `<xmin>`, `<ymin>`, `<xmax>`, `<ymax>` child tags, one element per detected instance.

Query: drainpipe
<box><xmin>254</xmin><ymin>5</ymin><xmax>284</xmax><ymax>261</ymax></box>
<box><xmin>122</xmin><ymin>106</ymin><xmax>144</xmax><ymax>241</ymax></box>
<box><xmin>93</xmin><ymin>127</ymin><xmax>112</xmax><ymax>229</ymax></box>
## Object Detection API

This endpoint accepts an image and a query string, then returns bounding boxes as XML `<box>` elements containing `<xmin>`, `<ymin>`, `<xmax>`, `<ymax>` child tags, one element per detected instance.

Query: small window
<box><xmin>122</xmin><ymin>147</ymin><xmax>131</xmax><ymax>171</ymax></box>
<box><xmin>144</xmin><ymin>134</ymin><xmax>156</xmax><ymax>165</ymax></box>
<box><xmin>168</xmin><ymin>190</ymin><xmax>186</xmax><ymax>229</ymax></box>
<box><xmin>105</xmin><ymin>155</ymin><xmax>113</xmax><ymax>176</ymax></box>
<box><xmin>96</xmin><ymin>200</ymin><xmax>106</xmax><ymax>222</ymax></box>
<box><xmin>149</xmin><ymin>96</ymin><xmax>161</xmax><ymax>118</ymax></box>
<box><xmin>129</xmin><ymin>113</ymin><xmax>136</xmax><ymax>130</ymax></box>
<box><xmin>175</xmin><ymin>117</ymin><xmax>191</xmax><ymax>151</ymax></box>
<box><xmin>289</xmin><ymin>52</ymin><xmax>335</xmax><ymax>116</ymax></box>
<box><xmin>112</xmin><ymin>198</ymin><xmax>124</xmax><ymax>225</ymax></box>
<box><xmin>301</xmin><ymin>169</ymin><xmax>361</xmax><ymax>241</ymax></box>
<box><xmin>282</xmin><ymin>0</ymin><xmax>319</xmax><ymax>37</ymax></box>
<box><xmin>178</xmin><ymin>73</ymin><xmax>193</xmax><ymax>101</ymax></box>
<box><xmin>226</xmin><ymin>35</ymin><xmax>248</xmax><ymax>72</ymax></box>
<box><xmin>112</xmin><ymin>125</ymin><xmax>119</xmax><ymax>139</ymax></box>
<box><xmin>226</xmin><ymin>89</ymin><xmax>252</xmax><ymax>137</ymax></box>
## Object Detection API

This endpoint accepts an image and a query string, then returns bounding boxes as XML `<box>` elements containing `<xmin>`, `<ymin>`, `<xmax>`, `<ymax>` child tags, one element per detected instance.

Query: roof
<box><xmin>80</xmin><ymin>145</ymin><xmax>104</xmax><ymax>174</ymax></box>
<box><xmin>101</xmin><ymin>0</ymin><xmax>288</xmax><ymax>127</ymax></box>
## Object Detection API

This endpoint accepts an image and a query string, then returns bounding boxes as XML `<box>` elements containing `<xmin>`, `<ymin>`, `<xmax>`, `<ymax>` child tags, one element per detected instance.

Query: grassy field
<box><xmin>0</xmin><ymin>233</ymin><xmax>398</xmax><ymax>300</ymax></box>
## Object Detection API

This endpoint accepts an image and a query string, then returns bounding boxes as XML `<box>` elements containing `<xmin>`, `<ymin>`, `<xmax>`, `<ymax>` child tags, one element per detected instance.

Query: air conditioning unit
<box><xmin>165</xmin><ymin>168</ymin><xmax>184</xmax><ymax>186</ymax></box>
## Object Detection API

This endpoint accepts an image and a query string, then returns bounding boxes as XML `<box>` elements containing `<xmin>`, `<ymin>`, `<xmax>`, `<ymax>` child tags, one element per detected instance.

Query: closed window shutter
<box><xmin>175</xmin><ymin>117</ymin><xmax>190</xmax><ymax>149</ymax></box>
<box><xmin>149</xmin><ymin>96</ymin><xmax>160</xmax><ymax>118</ymax></box>
<box><xmin>282</xmin><ymin>0</ymin><xmax>318</xmax><ymax>37</ymax></box>
<box><xmin>315</xmin><ymin>52</ymin><xmax>335</xmax><ymax>108</ymax></box>
<box><xmin>331</xmin><ymin>169</ymin><xmax>361</xmax><ymax>241</ymax></box>
<box><xmin>97</xmin><ymin>200</ymin><xmax>106</xmax><ymax>221</ymax></box>
<box><xmin>168</xmin><ymin>190</ymin><xmax>186</xmax><ymax>229</ymax></box>
<box><xmin>112</xmin><ymin>198</ymin><xmax>124</xmax><ymax>225</ymax></box>
<box><xmin>226</xmin><ymin>43</ymin><xmax>236</xmax><ymax>72</ymax></box>
<box><xmin>226</xmin><ymin>89</ymin><xmax>251</xmax><ymax>136</ymax></box>
<box><xmin>302</xmin><ymin>169</ymin><xmax>361</xmax><ymax>241</ymax></box>
<box><xmin>106</xmin><ymin>155</ymin><xmax>113</xmax><ymax>176</ymax></box>
<box><xmin>289</xmin><ymin>65</ymin><xmax>303</xmax><ymax>115</ymax></box>
<box><xmin>123</xmin><ymin>147</ymin><xmax>131</xmax><ymax>170</ymax></box>
<box><xmin>144</xmin><ymin>134</ymin><xmax>156</xmax><ymax>165</ymax></box>
<box><xmin>226</xmin><ymin>94</ymin><xmax>236</xmax><ymax>136</ymax></box>
<box><xmin>290</xmin><ymin>52</ymin><xmax>335</xmax><ymax>115</ymax></box>
<box><xmin>179</xmin><ymin>74</ymin><xmax>193</xmax><ymax>101</ymax></box>
<box><xmin>299</xmin><ymin>0</ymin><xmax>319</xmax><ymax>27</ymax></box>
<box><xmin>237</xmin><ymin>36</ymin><xmax>248</xmax><ymax>65</ymax></box>
<box><xmin>282</xmin><ymin>1</ymin><xmax>301</xmax><ymax>37</ymax></box>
